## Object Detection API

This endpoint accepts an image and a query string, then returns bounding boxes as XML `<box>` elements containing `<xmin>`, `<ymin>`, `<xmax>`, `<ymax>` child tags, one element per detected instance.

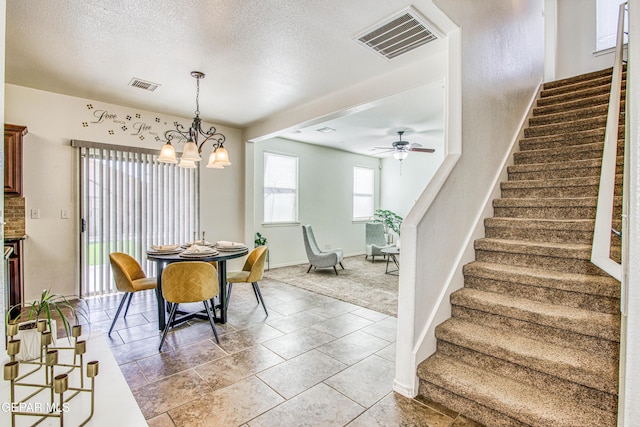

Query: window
<box><xmin>353</xmin><ymin>167</ymin><xmax>374</xmax><ymax>220</ymax></box>
<box><xmin>596</xmin><ymin>0</ymin><xmax>627</xmax><ymax>52</ymax></box>
<box><xmin>74</xmin><ymin>140</ymin><xmax>199</xmax><ymax>296</ymax></box>
<box><xmin>264</xmin><ymin>152</ymin><xmax>298</xmax><ymax>223</ymax></box>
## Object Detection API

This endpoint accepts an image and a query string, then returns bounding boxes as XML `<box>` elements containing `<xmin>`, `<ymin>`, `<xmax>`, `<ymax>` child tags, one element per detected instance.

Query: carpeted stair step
<box><xmin>529</xmin><ymin>102</ymin><xmax>623</xmax><ymax>127</ymax></box>
<box><xmin>519</xmin><ymin>126</ymin><xmax>623</xmax><ymax>152</ymax></box>
<box><xmin>492</xmin><ymin>196</ymin><xmax>622</xmax><ymax>219</ymax></box>
<box><xmin>434</xmin><ymin>316</ymin><xmax>618</xmax><ymax>393</ymax></box>
<box><xmin>524</xmin><ymin>115</ymin><xmax>607</xmax><ymax>138</ymax></box>
<box><xmin>474</xmin><ymin>238</ymin><xmax>611</xmax><ymax>275</ymax></box>
<box><xmin>513</xmin><ymin>141</ymin><xmax>623</xmax><ymax>165</ymax></box>
<box><xmin>539</xmin><ymin>72</ymin><xmax>625</xmax><ymax>100</ymax></box>
<box><xmin>507</xmin><ymin>157</ymin><xmax>624</xmax><ymax>181</ymax></box>
<box><xmin>436</xmin><ymin>340</ymin><xmax>618</xmax><ymax>414</ymax></box>
<box><xmin>484</xmin><ymin>217</ymin><xmax>594</xmax><ymax>244</ymax></box>
<box><xmin>450</xmin><ymin>288</ymin><xmax>620</xmax><ymax>344</ymax></box>
<box><xmin>542</xmin><ymin>67</ymin><xmax>613</xmax><ymax>90</ymax></box>
<box><xmin>500</xmin><ymin>175</ymin><xmax>622</xmax><ymax>199</ymax></box>
<box><xmin>463</xmin><ymin>261</ymin><xmax>620</xmax><ymax>314</ymax></box>
<box><xmin>533</xmin><ymin>91</ymin><xmax>623</xmax><ymax>116</ymax></box>
<box><xmin>537</xmin><ymin>84</ymin><xmax>620</xmax><ymax>107</ymax></box>
<box><xmin>417</xmin><ymin>354</ymin><xmax>616</xmax><ymax>427</ymax></box>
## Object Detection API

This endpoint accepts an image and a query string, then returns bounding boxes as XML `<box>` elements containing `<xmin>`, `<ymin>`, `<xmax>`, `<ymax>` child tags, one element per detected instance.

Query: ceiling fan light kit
<box><xmin>374</xmin><ymin>130</ymin><xmax>435</xmax><ymax>162</ymax></box>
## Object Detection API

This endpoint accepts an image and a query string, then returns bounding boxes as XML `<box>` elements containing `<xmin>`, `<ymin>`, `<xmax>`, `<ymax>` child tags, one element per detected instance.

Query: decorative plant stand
<box><xmin>3</xmin><ymin>320</ymin><xmax>99</xmax><ymax>426</ymax></box>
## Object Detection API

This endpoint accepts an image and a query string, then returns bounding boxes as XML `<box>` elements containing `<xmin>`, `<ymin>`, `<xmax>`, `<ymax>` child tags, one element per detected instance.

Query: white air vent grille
<box><xmin>356</xmin><ymin>10</ymin><xmax>438</xmax><ymax>60</ymax></box>
<box><xmin>129</xmin><ymin>78</ymin><xmax>160</xmax><ymax>92</ymax></box>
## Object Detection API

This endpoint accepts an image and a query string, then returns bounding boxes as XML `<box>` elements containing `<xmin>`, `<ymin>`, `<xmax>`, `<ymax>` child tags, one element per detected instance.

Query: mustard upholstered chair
<box><xmin>108</xmin><ymin>252</ymin><xmax>157</xmax><ymax>336</ymax></box>
<box><xmin>159</xmin><ymin>261</ymin><xmax>220</xmax><ymax>350</ymax></box>
<box><xmin>226</xmin><ymin>246</ymin><xmax>269</xmax><ymax>316</ymax></box>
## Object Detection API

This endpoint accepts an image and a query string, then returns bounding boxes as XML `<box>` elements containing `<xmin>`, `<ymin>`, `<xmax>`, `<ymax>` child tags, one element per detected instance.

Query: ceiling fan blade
<box><xmin>373</xmin><ymin>146</ymin><xmax>394</xmax><ymax>150</ymax></box>
<box><xmin>409</xmin><ymin>142</ymin><xmax>422</xmax><ymax>149</ymax></box>
<box><xmin>409</xmin><ymin>147</ymin><xmax>435</xmax><ymax>153</ymax></box>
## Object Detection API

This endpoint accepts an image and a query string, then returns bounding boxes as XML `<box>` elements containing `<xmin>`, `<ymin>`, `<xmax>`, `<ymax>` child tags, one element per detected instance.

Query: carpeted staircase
<box><xmin>416</xmin><ymin>68</ymin><xmax>624</xmax><ymax>426</ymax></box>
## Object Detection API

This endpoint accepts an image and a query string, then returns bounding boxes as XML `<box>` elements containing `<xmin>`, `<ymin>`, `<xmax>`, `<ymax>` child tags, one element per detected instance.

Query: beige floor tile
<box><xmin>137</xmin><ymin>339</ymin><xmax>227</xmax><ymax>382</ymax></box>
<box><xmin>195</xmin><ymin>345</ymin><xmax>284</xmax><ymax>390</ymax></box>
<box><xmin>169</xmin><ymin>376</ymin><xmax>284</xmax><ymax>427</ymax></box>
<box><xmin>248</xmin><ymin>383</ymin><xmax>364</xmax><ymax>427</ymax></box>
<box><xmin>307</xmin><ymin>299</ymin><xmax>363</xmax><ymax>318</ymax></box>
<box><xmin>317</xmin><ymin>330</ymin><xmax>391</xmax><ymax>365</ymax></box>
<box><xmin>268</xmin><ymin>296</ymin><xmax>325</xmax><ymax>316</ymax></box>
<box><xmin>163</xmin><ymin>320</ymin><xmax>235</xmax><ymax>348</ymax></box>
<box><xmin>133</xmin><ymin>369</ymin><xmax>210</xmax><ymax>419</ymax></box>
<box><xmin>265</xmin><ymin>311</ymin><xmax>328</xmax><ymax>334</ymax></box>
<box><xmin>361</xmin><ymin>316</ymin><xmax>397</xmax><ymax>342</ymax></box>
<box><xmin>262</xmin><ymin>327</ymin><xmax>336</xmax><ymax>359</ymax></box>
<box><xmin>351</xmin><ymin>307</ymin><xmax>389</xmax><ymax>322</ymax></box>
<box><xmin>451</xmin><ymin>414</ymin><xmax>485</xmax><ymax>427</ymax></box>
<box><xmin>347</xmin><ymin>392</ymin><xmax>455</xmax><ymax>427</ymax></box>
<box><xmin>257</xmin><ymin>349</ymin><xmax>347</xmax><ymax>398</ymax></box>
<box><xmin>147</xmin><ymin>412</ymin><xmax>176</xmax><ymax>427</ymax></box>
<box><xmin>111</xmin><ymin>335</ymin><xmax>173</xmax><ymax>365</ymax></box>
<box><xmin>119</xmin><ymin>361</ymin><xmax>148</xmax><ymax>390</ymax></box>
<box><xmin>311</xmin><ymin>313</ymin><xmax>374</xmax><ymax>338</ymax></box>
<box><xmin>216</xmin><ymin>323</ymin><xmax>284</xmax><ymax>354</ymax></box>
<box><xmin>325</xmin><ymin>355</ymin><xmax>395</xmax><ymax>407</ymax></box>
<box><xmin>375</xmin><ymin>342</ymin><xmax>396</xmax><ymax>362</ymax></box>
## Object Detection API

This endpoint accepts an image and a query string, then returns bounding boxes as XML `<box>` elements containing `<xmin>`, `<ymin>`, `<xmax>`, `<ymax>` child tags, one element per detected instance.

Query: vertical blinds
<box><xmin>73</xmin><ymin>140</ymin><xmax>199</xmax><ymax>297</ymax></box>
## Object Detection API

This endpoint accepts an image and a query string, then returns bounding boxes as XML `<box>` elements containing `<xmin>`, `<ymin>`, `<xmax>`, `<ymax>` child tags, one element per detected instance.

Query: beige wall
<box><xmin>555</xmin><ymin>0</ymin><xmax>617</xmax><ymax>79</ymax></box>
<box><xmin>394</xmin><ymin>0</ymin><xmax>546</xmax><ymax>395</ymax></box>
<box><xmin>249</xmin><ymin>137</ymin><xmax>380</xmax><ymax>267</ymax></box>
<box><xmin>4</xmin><ymin>84</ymin><xmax>243</xmax><ymax>300</ymax></box>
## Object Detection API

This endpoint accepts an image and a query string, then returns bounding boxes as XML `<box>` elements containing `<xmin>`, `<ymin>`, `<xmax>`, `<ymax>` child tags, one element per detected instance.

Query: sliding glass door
<box><xmin>75</xmin><ymin>140</ymin><xmax>199</xmax><ymax>297</ymax></box>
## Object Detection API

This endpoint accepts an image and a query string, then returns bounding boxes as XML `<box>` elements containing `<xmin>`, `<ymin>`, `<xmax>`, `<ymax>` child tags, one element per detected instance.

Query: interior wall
<box><xmin>4</xmin><ymin>84</ymin><xmax>243</xmax><ymax>300</ymax></box>
<box><xmin>380</xmin><ymin>143</ymin><xmax>445</xmax><ymax>219</ymax></box>
<box><xmin>395</xmin><ymin>0</ymin><xmax>545</xmax><ymax>393</ymax></box>
<box><xmin>555</xmin><ymin>0</ymin><xmax>617</xmax><ymax>79</ymax></box>
<box><xmin>251</xmin><ymin>137</ymin><xmax>380</xmax><ymax>268</ymax></box>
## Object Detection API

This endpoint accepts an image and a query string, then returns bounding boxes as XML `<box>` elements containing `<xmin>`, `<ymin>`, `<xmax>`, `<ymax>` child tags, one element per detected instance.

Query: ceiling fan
<box><xmin>373</xmin><ymin>131</ymin><xmax>435</xmax><ymax>161</ymax></box>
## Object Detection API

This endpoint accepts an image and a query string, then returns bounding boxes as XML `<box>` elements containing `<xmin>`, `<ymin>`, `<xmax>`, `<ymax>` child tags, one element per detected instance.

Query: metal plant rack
<box><xmin>4</xmin><ymin>320</ymin><xmax>99</xmax><ymax>426</ymax></box>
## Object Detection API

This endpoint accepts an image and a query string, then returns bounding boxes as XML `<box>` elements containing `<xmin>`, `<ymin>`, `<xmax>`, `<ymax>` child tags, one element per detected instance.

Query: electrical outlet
<box><xmin>61</xmin><ymin>209</ymin><xmax>70</xmax><ymax>219</ymax></box>
<box><xmin>30</xmin><ymin>209</ymin><xmax>40</xmax><ymax>219</ymax></box>
<box><xmin>325</xmin><ymin>244</ymin><xmax>331</xmax><ymax>250</ymax></box>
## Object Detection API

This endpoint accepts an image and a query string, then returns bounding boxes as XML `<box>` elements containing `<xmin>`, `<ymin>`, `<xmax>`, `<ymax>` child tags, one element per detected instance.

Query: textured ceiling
<box><xmin>5</xmin><ymin>0</ymin><xmax>446</xmax><ymax>155</ymax></box>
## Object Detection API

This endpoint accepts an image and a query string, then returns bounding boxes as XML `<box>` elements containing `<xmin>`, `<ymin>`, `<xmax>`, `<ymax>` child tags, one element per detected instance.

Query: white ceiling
<box><xmin>5</xmin><ymin>0</ymin><xmax>446</xmax><ymax>157</ymax></box>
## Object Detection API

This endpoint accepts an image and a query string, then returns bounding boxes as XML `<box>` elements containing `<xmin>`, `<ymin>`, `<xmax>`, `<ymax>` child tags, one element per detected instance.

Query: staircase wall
<box><xmin>394</xmin><ymin>0</ymin><xmax>545</xmax><ymax>396</ymax></box>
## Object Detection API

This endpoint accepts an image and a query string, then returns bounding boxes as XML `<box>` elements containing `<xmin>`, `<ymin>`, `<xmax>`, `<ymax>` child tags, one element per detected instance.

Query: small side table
<box><xmin>381</xmin><ymin>247</ymin><xmax>400</xmax><ymax>275</ymax></box>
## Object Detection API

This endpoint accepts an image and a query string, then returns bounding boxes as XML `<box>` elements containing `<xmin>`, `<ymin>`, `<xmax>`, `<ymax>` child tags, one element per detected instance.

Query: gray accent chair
<box><xmin>365</xmin><ymin>222</ymin><xmax>392</xmax><ymax>262</ymax></box>
<box><xmin>302</xmin><ymin>225</ymin><xmax>344</xmax><ymax>275</ymax></box>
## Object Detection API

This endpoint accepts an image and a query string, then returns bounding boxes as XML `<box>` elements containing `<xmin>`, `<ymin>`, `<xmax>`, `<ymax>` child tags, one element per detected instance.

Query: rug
<box><xmin>264</xmin><ymin>255</ymin><xmax>398</xmax><ymax>316</ymax></box>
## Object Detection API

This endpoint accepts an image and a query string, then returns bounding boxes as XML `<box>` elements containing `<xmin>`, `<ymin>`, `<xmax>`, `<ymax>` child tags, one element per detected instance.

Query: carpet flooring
<box><xmin>264</xmin><ymin>255</ymin><xmax>399</xmax><ymax>317</ymax></box>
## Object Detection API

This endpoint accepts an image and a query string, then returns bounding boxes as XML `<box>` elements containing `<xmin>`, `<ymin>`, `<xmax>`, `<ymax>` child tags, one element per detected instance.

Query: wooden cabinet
<box><xmin>4</xmin><ymin>124</ymin><xmax>27</xmax><ymax>196</ymax></box>
<box><xmin>5</xmin><ymin>240</ymin><xmax>23</xmax><ymax>319</ymax></box>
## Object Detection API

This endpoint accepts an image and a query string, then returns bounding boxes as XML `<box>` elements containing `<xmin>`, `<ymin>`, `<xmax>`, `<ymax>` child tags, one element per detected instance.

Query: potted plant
<box><xmin>7</xmin><ymin>289</ymin><xmax>89</xmax><ymax>360</ymax></box>
<box><xmin>254</xmin><ymin>232</ymin><xmax>268</xmax><ymax>247</ymax></box>
<box><xmin>374</xmin><ymin>209</ymin><xmax>403</xmax><ymax>243</ymax></box>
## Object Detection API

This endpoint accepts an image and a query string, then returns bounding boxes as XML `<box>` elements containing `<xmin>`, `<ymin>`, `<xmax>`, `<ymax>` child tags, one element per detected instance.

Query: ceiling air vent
<box><xmin>356</xmin><ymin>7</ymin><xmax>438</xmax><ymax>60</ymax></box>
<box><xmin>129</xmin><ymin>78</ymin><xmax>160</xmax><ymax>92</ymax></box>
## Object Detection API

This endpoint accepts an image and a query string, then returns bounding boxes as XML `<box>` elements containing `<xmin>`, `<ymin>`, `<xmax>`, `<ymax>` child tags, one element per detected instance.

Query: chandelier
<box><xmin>157</xmin><ymin>71</ymin><xmax>230</xmax><ymax>169</ymax></box>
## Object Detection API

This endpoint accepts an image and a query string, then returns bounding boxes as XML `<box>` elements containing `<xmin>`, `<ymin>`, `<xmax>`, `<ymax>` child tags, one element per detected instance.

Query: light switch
<box><xmin>61</xmin><ymin>209</ymin><xmax>70</xmax><ymax>219</ymax></box>
<box><xmin>31</xmin><ymin>209</ymin><xmax>40</xmax><ymax>219</ymax></box>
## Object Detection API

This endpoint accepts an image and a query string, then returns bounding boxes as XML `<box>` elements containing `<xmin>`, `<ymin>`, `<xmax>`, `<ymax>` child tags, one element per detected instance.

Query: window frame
<box><xmin>263</xmin><ymin>151</ymin><xmax>299</xmax><ymax>225</ymax></box>
<box><xmin>352</xmin><ymin>166</ymin><xmax>375</xmax><ymax>221</ymax></box>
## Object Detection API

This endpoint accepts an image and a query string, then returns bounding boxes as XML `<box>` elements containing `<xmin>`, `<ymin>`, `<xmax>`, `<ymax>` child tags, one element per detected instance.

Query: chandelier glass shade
<box><xmin>158</xmin><ymin>71</ymin><xmax>229</xmax><ymax>169</ymax></box>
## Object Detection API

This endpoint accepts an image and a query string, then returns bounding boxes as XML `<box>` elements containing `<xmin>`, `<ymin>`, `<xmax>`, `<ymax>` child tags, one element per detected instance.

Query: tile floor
<box><xmin>85</xmin><ymin>277</ymin><xmax>482</xmax><ymax>426</ymax></box>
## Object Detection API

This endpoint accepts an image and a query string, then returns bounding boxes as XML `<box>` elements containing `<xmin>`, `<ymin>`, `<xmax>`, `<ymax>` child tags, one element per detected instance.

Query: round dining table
<box><xmin>147</xmin><ymin>247</ymin><xmax>249</xmax><ymax>330</ymax></box>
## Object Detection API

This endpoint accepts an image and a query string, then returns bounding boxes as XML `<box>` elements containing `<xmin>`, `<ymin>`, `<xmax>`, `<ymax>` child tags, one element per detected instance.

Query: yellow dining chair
<box><xmin>226</xmin><ymin>246</ymin><xmax>269</xmax><ymax>316</ymax></box>
<box><xmin>159</xmin><ymin>261</ymin><xmax>220</xmax><ymax>351</ymax></box>
<box><xmin>108</xmin><ymin>252</ymin><xmax>157</xmax><ymax>336</ymax></box>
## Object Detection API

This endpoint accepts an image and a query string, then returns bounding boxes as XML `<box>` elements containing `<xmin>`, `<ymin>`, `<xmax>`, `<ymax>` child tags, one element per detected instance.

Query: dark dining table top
<box><xmin>146</xmin><ymin>247</ymin><xmax>249</xmax><ymax>263</ymax></box>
